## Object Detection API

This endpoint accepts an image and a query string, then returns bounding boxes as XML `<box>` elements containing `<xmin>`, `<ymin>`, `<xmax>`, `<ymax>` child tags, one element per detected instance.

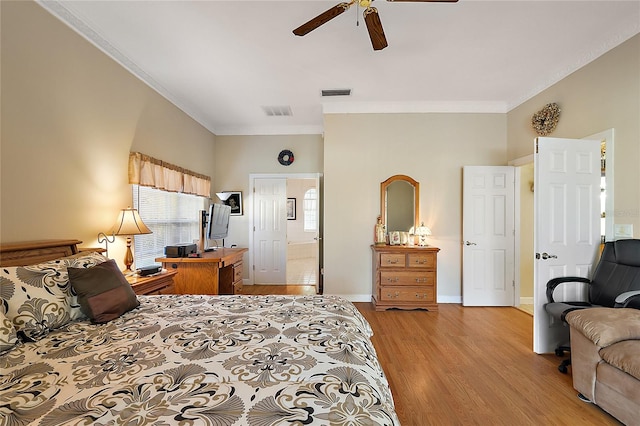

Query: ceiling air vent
<box><xmin>262</xmin><ymin>106</ymin><xmax>293</xmax><ymax>117</ymax></box>
<box><xmin>321</xmin><ymin>89</ymin><xmax>351</xmax><ymax>97</ymax></box>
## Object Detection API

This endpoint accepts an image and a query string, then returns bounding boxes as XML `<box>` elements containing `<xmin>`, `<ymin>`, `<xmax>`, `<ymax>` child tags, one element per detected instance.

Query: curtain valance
<box><xmin>128</xmin><ymin>152</ymin><xmax>211</xmax><ymax>198</ymax></box>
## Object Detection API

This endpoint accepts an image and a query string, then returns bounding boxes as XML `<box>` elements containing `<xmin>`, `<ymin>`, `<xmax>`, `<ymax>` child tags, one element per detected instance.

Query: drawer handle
<box><xmin>386</xmin><ymin>291</ymin><xmax>400</xmax><ymax>298</ymax></box>
<box><xmin>415</xmin><ymin>259</ymin><xmax>427</xmax><ymax>264</ymax></box>
<box><xmin>386</xmin><ymin>277</ymin><xmax>399</xmax><ymax>283</ymax></box>
<box><xmin>415</xmin><ymin>277</ymin><xmax>428</xmax><ymax>283</ymax></box>
<box><xmin>415</xmin><ymin>293</ymin><xmax>429</xmax><ymax>299</ymax></box>
<box><xmin>387</xmin><ymin>259</ymin><xmax>399</xmax><ymax>264</ymax></box>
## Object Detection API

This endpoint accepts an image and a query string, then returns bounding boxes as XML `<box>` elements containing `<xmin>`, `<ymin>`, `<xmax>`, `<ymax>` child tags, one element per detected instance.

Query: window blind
<box><xmin>133</xmin><ymin>185</ymin><xmax>207</xmax><ymax>268</ymax></box>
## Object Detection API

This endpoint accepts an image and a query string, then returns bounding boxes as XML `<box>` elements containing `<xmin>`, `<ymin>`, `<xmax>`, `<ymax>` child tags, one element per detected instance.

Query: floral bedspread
<box><xmin>0</xmin><ymin>295</ymin><xmax>399</xmax><ymax>425</ymax></box>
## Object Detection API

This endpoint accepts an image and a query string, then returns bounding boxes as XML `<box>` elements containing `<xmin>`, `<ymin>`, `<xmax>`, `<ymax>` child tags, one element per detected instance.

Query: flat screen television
<box><xmin>206</xmin><ymin>203</ymin><xmax>231</xmax><ymax>249</ymax></box>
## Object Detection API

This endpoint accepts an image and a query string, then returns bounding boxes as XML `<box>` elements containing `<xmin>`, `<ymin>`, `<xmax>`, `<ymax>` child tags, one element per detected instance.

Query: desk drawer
<box><xmin>233</xmin><ymin>261</ymin><xmax>243</xmax><ymax>284</ymax></box>
<box><xmin>380</xmin><ymin>271</ymin><xmax>435</xmax><ymax>286</ymax></box>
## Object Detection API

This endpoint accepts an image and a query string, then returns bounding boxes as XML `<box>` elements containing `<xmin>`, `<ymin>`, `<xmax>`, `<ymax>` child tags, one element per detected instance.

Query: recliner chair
<box><xmin>544</xmin><ymin>239</ymin><xmax>640</xmax><ymax>373</ymax></box>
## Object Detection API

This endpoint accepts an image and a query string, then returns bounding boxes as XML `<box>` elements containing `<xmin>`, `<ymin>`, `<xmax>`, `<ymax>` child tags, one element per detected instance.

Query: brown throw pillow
<box><xmin>68</xmin><ymin>259</ymin><xmax>139</xmax><ymax>323</ymax></box>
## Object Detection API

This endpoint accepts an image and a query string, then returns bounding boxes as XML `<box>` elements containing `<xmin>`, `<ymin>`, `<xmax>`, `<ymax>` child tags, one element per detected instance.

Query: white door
<box><xmin>533</xmin><ymin>137</ymin><xmax>601</xmax><ymax>354</ymax></box>
<box><xmin>462</xmin><ymin>166</ymin><xmax>516</xmax><ymax>306</ymax></box>
<box><xmin>253</xmin><ymin>178</ymin><xmax>287</xmax><ymax>284</ymax></box>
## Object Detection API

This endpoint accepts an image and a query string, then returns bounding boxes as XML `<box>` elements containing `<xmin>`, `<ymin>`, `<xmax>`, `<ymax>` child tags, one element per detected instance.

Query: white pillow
<box><xmin>0</xmin><ymin>251</ymin><xmax>108</xmax><ymax>341</ymax></box>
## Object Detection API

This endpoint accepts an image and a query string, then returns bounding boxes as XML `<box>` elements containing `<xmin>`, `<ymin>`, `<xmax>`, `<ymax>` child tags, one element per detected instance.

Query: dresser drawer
<box><xmin>380</xmin><ymin>253</ymin><xmax>406</xmax><ymax>268</ymax></box>
<box><xmin>380</xmin><ymin>271</ymin><xmax>435</xmax><ymax>286</ymax></box>
<box><xmin>379</xmin><ymin>286</ymin><xmax>435</xmax><ymax>303</ymax></box>
<box><xmin>407</xmin><ymin>253</ymin><xmax>436</xmax><ymax>269</ymax></box>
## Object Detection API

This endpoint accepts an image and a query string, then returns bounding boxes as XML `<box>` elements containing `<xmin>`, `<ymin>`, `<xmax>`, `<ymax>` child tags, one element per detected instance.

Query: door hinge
<box><xmin>535</xmin><ymin>139</ymin><xmax>539</xmax><ymax>153</ymax></box>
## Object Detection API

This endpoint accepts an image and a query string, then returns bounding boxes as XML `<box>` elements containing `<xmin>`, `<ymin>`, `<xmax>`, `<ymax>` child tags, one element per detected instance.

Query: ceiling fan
<box><xmin>293</xmin><ymin>0</ymin><xmax>458</xmax><ymax>51</ymax></box>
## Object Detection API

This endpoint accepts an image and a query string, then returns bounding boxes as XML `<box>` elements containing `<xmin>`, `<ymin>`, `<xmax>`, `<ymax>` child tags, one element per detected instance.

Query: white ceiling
<box><xmin>40</xmin><ymin>0</ymin><xmax>640</xmax><ymax>136</ymax></box>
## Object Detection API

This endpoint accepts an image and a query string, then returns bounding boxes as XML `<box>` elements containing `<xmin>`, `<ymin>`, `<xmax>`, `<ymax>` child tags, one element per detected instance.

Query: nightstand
<box><xmin>126</xmin><ymin>269</ymin><xmax>177</xmax><ymax>295</ymax></box>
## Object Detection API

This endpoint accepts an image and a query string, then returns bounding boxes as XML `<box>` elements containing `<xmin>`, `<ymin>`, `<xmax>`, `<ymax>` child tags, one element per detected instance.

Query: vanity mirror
<box><xmin>380</xmin><ymin>174</ymin><xmax>419</xmax><ymax>233</ymax></box>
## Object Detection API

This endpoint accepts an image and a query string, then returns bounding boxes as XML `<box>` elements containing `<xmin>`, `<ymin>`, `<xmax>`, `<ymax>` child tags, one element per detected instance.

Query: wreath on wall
<box><xmin>531</xmin><ymin>103</ymin><xmax>561</xmax><ymax>136</ymax></box>
<box><xmin>278</xmin><ymin>149</ymin><xmax>295</xmax><ymax>166</ymax></box>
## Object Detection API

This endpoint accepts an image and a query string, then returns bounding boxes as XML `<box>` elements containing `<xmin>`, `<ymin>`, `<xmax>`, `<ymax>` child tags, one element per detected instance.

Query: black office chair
<box><xmin>544</xmin><ymin>239</ymin><xmax>640</xmax><ymax>373</ymax></box>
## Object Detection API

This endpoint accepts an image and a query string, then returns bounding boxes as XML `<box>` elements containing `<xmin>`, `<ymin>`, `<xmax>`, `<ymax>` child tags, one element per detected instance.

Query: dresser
<box><xmin>156</xmin><ymin>248</ymin><xmax>247</xmax><ymax>295</ymax></box>
<box><xmin>371</xmin><ymin>245</ymin><xmax>440</xmax><ymax>311</ymax></box>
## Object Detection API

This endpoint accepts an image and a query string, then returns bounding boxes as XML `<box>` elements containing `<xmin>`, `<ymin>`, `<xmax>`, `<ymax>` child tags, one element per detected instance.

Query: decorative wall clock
<box><xmin>531</xmin><ymin>103</ymin><xmax>561</xmax><ymax>136</ymax></box>
<box><xmin>278</xmin><ymin>149</ymin><xmax>294</xmax><ymax>166</ymax></box>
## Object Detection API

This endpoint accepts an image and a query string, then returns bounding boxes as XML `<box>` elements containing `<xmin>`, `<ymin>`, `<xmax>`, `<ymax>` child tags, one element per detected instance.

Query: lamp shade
<box><xmin>216</xmin><ymin>192</ymin><xmax>232</xmax><ymax>201</ymax></box>
<box><xmin>415</xmin><ymin>223</ymin><xmax>432</xmax><ymax>236</ymax></box>
<box><xmin>108</xmin><ymin>208</ymin><xmax>152</xmax><ymax>236</ymax></box>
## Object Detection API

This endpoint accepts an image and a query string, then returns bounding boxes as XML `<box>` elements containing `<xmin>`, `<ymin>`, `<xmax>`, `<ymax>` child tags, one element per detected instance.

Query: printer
<box><xmin>164</xmin><ymin>243</ymin><xmax>197</xmax><ymax>258</ymax></box>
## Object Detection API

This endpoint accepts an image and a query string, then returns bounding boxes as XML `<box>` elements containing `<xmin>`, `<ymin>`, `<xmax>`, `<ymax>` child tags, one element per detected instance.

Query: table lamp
<box><xmin>415</xmin><ymin>222</ymin><xmax>432</xmax><ymax>247</ymax></box>
<box><xmin>98</xmin><ymin>208</ymin><xmax>152</xmax><ymax>271</ymax></box>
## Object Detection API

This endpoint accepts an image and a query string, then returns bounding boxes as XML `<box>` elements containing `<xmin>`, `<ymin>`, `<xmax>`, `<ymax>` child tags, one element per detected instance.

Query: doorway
<box><xmin>249</xmin><ymin>173</ymin><xmax>323</xmax><ymax>293</ymax></box>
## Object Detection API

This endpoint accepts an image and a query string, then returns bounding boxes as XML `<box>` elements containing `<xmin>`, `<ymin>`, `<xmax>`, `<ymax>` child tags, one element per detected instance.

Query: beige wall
<box><xmin>323</xmin><ymin>113</ymin><xmax>508</xmax><ymax>300</ymax></box>
<box><xmin>508</xmin><ymin>34</ymin><xmax>640</xmax><ymax>238</ymax></box>
<box><xmin>213</xmin><ymin>134</ymin><xmax>323</xmax><ymax>251</ymax></box>
<box><xmin>0</xmin><ymin>1</ymin><xmax>216</xmax><ymax>268</ymax></box>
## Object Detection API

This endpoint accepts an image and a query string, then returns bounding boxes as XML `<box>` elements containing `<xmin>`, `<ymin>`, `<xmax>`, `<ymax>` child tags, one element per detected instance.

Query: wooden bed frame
<box><xmin>0</xmin><ymin>239</ymin><xmax>82</xmax><ymax>267</ymax></box>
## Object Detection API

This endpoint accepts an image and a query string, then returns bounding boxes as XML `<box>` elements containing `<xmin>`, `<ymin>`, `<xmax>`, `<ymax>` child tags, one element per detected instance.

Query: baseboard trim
<box><xmin>438</xmin><ymin>295</ymin><xmax>462</xmax><ymax>304</ymax></box>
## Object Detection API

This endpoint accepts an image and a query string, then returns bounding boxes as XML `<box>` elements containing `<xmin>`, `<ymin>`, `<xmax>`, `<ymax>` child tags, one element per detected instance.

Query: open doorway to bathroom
<box><xmin>250</xmin><ymin>173</ymin><xmax>323</xmax><ymax>294</ymax></box>
<box><xmin>286</xmin><ymin>178</ymin><xmax>319</xmax><ymax>286</ymax></box>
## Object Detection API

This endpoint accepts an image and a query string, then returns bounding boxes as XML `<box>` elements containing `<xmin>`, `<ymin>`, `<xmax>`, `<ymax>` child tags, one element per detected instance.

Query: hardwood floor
<box><xmin>243</xmin><ymin>285</ymin><xmax>620</xmax><ymax>425</ymax></box>
<box><xmin>357</xmin><ymin>303</ymin><xmax>620</xmax><ymax>426</ymax></box>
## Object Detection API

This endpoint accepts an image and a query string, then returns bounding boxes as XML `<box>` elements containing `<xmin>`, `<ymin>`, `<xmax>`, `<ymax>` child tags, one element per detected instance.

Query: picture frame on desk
<box><xmin>224</xmin><ymin>192</ymin><xmax>243</xmax><ymax>216</ymax></box>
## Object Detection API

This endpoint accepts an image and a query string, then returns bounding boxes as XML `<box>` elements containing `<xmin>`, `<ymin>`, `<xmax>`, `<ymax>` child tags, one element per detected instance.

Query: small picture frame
<box><xmin>224</xmin><ymin>191</ymin><xmax>243</xmax><ymax>216</ymax></box>
<box><xmin>287</xmin><ymin>198</ymin><xmax>296</xmax><ymax>220</ymax></box>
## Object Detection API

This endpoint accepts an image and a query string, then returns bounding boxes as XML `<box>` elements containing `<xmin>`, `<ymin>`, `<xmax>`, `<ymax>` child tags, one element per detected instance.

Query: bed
<box><xmin>0</xmin><ymin>240</ymin><xmax>399</xmax><ymax>425</ymax></box>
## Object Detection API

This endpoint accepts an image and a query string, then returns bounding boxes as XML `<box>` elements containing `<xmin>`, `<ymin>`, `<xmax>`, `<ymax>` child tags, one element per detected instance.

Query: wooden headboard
<box><xmin>0</xmin><ymin>239</ymin><xmax>83</xmax><ymax>267</ymax></box>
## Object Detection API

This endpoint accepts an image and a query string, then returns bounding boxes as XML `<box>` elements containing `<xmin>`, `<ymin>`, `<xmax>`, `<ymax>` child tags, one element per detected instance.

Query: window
<box><xmin>132</xmin><ymin>185</ymin><xmax>208</xmax><ymax>268</ymax></box>
<box><xmin>303</xmin><ymin>188</ymin><xmax>317</xmax><ymax>232</ymax></box>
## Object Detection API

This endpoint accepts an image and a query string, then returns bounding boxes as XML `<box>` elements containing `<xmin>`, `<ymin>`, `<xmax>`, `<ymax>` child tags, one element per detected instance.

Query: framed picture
<box><xmin>223</xmin><ymin>191</ymin><xmax>243</xmax><ymax>215</ymax></box>
<box><xmin>286</xmin><ymin>198</ymin><xmax>296</xmax><ymax>220</ymax></box>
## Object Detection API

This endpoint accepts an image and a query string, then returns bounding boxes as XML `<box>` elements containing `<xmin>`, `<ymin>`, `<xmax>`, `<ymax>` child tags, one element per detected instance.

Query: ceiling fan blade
<box><xmin>293</xmin><ymin>2</ymin><xmax>352</xmax><ymax>36</ymax></box>
<box><xmin>364</xmin><ymin>7</ymin><xmax>388</xmax><ymax>51</ymax></box>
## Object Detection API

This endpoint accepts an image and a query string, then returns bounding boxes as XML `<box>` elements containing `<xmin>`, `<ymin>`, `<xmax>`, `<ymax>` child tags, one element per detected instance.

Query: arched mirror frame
<box><xmin>380</xmin><ymin>174</ymin><xmax>420</xmax><ymax>232</ymax></box>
